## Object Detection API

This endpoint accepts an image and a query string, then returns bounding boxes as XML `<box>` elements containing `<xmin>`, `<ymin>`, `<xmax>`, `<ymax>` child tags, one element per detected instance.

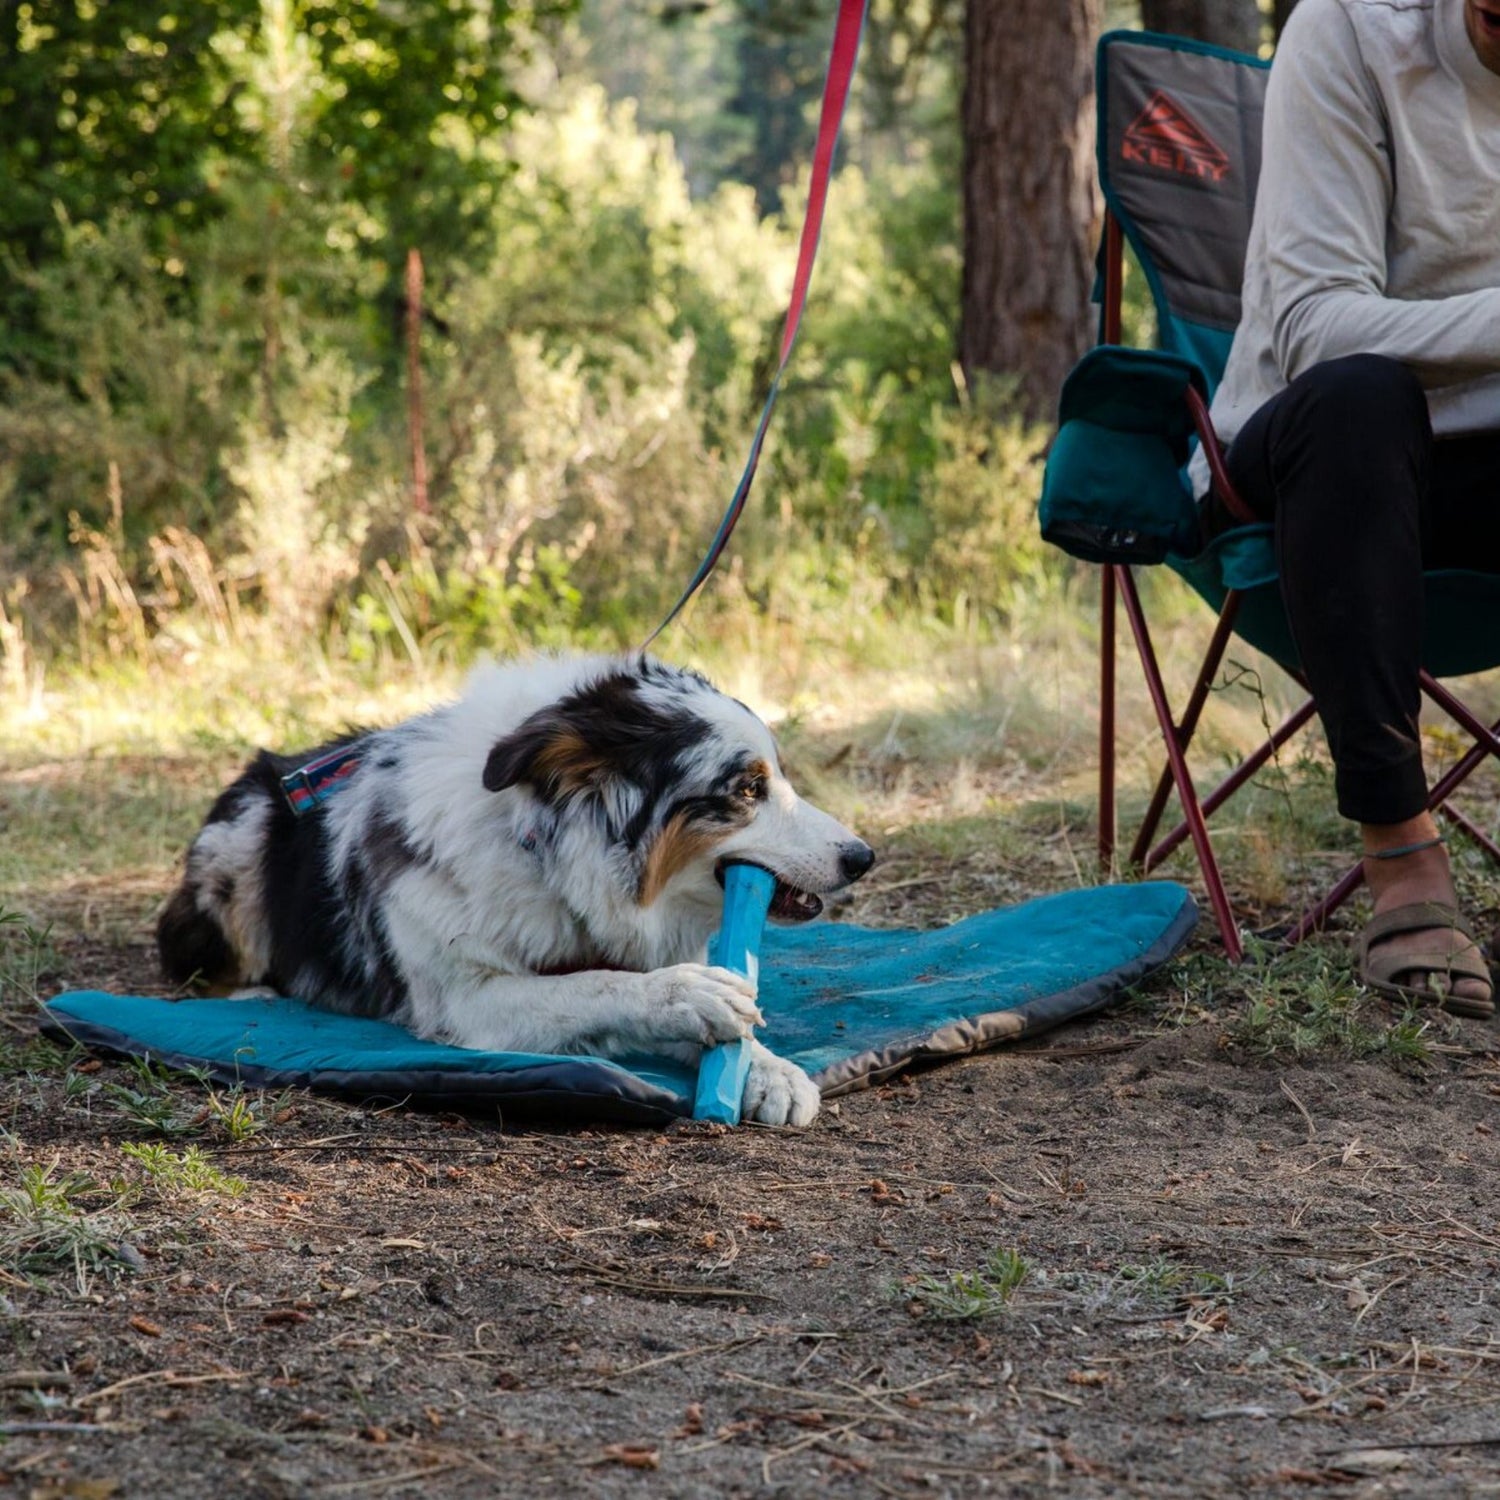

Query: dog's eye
<box><xmin>735</xmin><ymin>774</ymin><xmax>768</xmax><ymax>803</ymax></box>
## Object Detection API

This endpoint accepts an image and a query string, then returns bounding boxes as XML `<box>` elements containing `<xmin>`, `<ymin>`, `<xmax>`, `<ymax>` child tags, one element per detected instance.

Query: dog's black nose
<box><xmin>839</xmin><ymin>840</ymin><xmax>876</xmax><ymax>883</ymax></box>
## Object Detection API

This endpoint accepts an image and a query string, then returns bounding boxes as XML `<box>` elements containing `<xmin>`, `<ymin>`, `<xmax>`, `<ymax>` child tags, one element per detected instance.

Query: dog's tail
<box><xmin>156</xmin><ymin>880</ymin><xmax>240</xmax><ymax>992</ymax></box>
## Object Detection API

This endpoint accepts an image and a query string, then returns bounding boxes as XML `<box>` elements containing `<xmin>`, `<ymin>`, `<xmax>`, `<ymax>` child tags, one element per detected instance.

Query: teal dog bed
<box><xmin>43</xmin><ymin>883</ymin><xmax>1196</xmax><ymax>1125</ymax></box>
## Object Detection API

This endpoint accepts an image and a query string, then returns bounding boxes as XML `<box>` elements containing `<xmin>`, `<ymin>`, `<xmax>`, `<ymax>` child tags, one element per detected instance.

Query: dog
<box><xmin>156</xmin><ymin>653</ymin><xmax>875</xmax><ymax>1126</ymax></box>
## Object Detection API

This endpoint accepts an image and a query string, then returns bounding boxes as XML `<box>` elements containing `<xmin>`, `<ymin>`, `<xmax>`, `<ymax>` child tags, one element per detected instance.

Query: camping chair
<box><xmin>1039</xmin><ymin>29</ymin><xmax>1500</xmax><ymax>963</ymax></box>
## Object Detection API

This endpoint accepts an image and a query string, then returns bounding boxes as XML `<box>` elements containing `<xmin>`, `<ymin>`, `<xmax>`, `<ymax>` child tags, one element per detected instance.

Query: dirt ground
<box><xmin>5</xmin><ymin>811</ymin><xmax>1500</xmax><ymax>1498</ymax></box>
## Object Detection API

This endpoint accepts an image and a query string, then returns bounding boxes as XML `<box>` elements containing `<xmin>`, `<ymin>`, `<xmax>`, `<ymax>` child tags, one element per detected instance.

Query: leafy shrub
<box><xmin>2</xmin><ymin>61</ymin><xmax>1068</xmax><ymax>675</ymax></box>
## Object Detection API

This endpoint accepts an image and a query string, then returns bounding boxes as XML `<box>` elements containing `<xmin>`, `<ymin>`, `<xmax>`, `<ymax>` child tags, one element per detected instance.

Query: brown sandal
<box><xmin>1357</xmin><ymin>901</ymin><xmax>1495</xmax><ymax>1019</ymax></box>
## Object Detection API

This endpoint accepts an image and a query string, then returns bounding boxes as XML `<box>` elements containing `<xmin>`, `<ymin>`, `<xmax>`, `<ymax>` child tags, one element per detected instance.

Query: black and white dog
<box><xmin>157</xmin><ymin>654</ymin><xmax>875</xmax><ymax>1125</ymax></box>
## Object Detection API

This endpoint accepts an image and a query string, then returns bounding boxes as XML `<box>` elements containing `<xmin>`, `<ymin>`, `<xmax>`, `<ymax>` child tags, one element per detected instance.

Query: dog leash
<box><xmin>281</xmin><ymin>1</ymin><xmax>868</xmax><ymax>814</ymax></box>
<box><xmin>642</xmin><ymin>0</ymin><xmax>870</xmax><ymax>648</ymax></box>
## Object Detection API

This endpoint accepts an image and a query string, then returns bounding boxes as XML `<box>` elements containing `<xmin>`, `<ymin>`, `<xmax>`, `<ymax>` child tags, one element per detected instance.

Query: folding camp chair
<box><xmin>1040</xmin><ymin>29</ymin><xmax>1500</xmax><ymax>963</ymax></box>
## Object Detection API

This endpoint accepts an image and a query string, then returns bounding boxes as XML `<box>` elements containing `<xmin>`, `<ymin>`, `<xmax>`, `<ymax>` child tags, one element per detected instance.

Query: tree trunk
<box><xmin>1139</xmin><ymin>0</ymin><xmax>1262</xmax><ymax>52</ymax></box>
<box><xmin>959</xmin><ymin>0</ymin><xmax>1101</xmax><ymax>423</ymax></box>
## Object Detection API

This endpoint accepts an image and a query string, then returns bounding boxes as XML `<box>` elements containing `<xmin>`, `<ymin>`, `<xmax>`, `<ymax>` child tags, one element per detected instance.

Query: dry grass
<box><xmin>5</xmin><ymin>567</ymin><xmax>1500</xmax><ymax>1495</ymax></box>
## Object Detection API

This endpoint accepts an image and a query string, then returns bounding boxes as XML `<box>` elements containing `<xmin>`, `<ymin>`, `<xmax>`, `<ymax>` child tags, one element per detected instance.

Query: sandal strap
<box><xmin>1359</xmin><ymin>902</ymin><xmax>1492</xmax><ymax>988</ymax></box>
<box><xmin>1359</xmin><ymin>900</ymin><xmax>1477</xmax><ymax>949</ymax></box>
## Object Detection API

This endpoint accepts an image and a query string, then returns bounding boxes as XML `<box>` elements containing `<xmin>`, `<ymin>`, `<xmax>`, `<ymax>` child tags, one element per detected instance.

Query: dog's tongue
<box><xmin>771</xmin><ymin>884</ymin><xmax>823</xmax><ymax>922</ymax></box>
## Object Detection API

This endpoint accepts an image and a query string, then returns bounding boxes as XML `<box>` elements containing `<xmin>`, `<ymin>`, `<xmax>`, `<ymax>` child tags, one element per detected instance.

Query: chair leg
<box><xmin>1420</xmin><ymin>671</ymin><xmax>1500</xmax><ymax>756</ymax></box>
<box><xmin>1103</xmin><ymin>580</ymin><xmax>1500</xmax><ymax>956</ymax></box>
<box><xmin>1117</xmin><ymin>569</ymin><xmax>1243</xmax><ymax>962</ymax></box>
<box><xmin>1287</xmin><ymin>700</ymin><xmax>1500</xmax><ymax>942</ymax></box>
<box><xmin>1099</xmin><ymin>565</ymin><xmax>1117</xmax><ymax>874</ymax></box>
<box><xmin>1416</xmin><ymin>674</ymin><xmax>1500</xmax><ymax>864</ymax></box>
<box><xmin>1128</xmin><ymin>594</ymin><xmax>1241</xmax><ymax>867</ymax></box>
<box><xmin>1438</xmin><ymin>801</ymin><xmax>1500</xmax><ymax>864</ymax></box>
<box><xmin>1143</xmin><ymin>697</ymin><xmax>1319</xmax><ymax>872</ymax></box>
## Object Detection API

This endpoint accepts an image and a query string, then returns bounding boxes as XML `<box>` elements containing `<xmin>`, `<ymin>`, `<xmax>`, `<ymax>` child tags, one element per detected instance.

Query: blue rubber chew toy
<box><xmin>693</xmin><ymin>862</ymin><xmax>776</xmax><ymax>1124</ymax></box>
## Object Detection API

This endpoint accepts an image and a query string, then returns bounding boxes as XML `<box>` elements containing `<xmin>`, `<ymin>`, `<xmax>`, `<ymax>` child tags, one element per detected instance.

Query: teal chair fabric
<box><xmin>1041</xmin><ymin>30</ymin><xmax>1500</xmax><ymax>675</ymax></box>
<box><xmin>1040</xmin><ymin>346</ymin><xmax>1206</xmax><ymax>565</ymax></box>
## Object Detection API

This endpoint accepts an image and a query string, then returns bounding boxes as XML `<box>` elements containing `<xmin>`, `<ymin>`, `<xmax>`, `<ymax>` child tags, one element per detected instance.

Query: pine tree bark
<box><xmin>959</xmin><ymin>0</ymin><xmax>1101</xmax><ymax>422</ymax></box>
<box><xmin>1139</xmin><ymin>0</ymin><xmax>1262</xmax><ymax>51</ymax></box>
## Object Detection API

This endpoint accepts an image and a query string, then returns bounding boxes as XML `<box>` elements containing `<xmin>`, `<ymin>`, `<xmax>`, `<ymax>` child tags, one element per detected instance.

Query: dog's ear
<box><xmin>482</xmin><ymin>708</ymin><xmax>613</xmax><ymax>800</ymax></box>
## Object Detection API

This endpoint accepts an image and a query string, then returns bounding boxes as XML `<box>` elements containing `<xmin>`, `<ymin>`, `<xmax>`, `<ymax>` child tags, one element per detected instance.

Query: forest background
<box><xmin>18</xmin><ymin>15</ymin><xmax>1500</xmax><ymax>1497</ymax></box>
<box><xmin>0</xmin><ymin>0</ymin><xmax>1294</xmax><ymax>712</ymax></box>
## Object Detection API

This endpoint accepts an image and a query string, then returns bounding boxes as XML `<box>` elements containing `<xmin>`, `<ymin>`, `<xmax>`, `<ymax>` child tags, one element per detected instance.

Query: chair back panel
<box><xmin>1098</xmin><ymin>31</ymin><xmax>1269</xmax><ymax>390</ymax></box>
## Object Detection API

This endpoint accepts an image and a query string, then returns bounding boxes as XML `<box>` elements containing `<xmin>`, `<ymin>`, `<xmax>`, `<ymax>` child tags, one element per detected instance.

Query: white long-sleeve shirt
<box><xmin>1192</xmin><ymin>0</ymin><xmax>1500</xmax><ymax>494</ymax></box>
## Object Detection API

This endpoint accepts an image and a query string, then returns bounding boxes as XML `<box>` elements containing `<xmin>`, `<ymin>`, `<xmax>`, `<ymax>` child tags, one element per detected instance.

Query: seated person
<box><xmin>1193</xmin><ymin>0</ymin><xmax>1500</xmax><ymax>1015</ymax></box>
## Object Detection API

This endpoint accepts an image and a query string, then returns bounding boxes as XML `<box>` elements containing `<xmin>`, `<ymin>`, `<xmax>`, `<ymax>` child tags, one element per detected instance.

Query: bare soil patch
<box><xmin>5</xmin><ymin>794</ymin><xmax>1500</xmax><ymax>1498</ymax></box>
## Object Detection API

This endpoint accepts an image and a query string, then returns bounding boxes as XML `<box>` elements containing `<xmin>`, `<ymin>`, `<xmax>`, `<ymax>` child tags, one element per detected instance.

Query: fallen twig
<box><xmin>74</xmin><ymin>1368</ymin><xmax>249</xmax><ymax>1408</ymax></box>
<box><xmin>1319</xmin><ymin>1435</ymin><xmax>1500</xmax><ymax>1453</ymax></box>
<box><xmin>0</xmin><ymin>1421</ymin><xmax>138</xmax><ymax>1435</ymax></box>
<box><xmin>762</xmin><ymin>1417</ymin><xmax>865</xmax><ymax>1484</ymax></box>
<box><xmin>1032</xmin><ymin>1040</ymin><xmax>1145</xmax><ymax>1061</ymax></box>
<box><xmin>573</xmin><ymin>1336</ymin><xmax>763</xmax><ymax>1386</ymax></box>
<box><xmin>1279</xmin><ymin>1077</ymin><xmax>1317</xmax><ymax>1143</ymax></box>
<box><xmin>313</xmin><ymin>1464</ymin><xmax>465</xmax><ymax>1494</ymax></box>
<box><xmin>1021</xmin><ymin>1386</ymin><xmax>1085</xmax><ymax>1408</ymax></box>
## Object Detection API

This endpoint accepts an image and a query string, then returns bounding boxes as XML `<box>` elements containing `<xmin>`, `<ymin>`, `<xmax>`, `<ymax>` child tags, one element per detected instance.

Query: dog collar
<box><xmin>281</xmin><ymin>746</ymin><xmax>362</xmax><ymax>816</ymax></box>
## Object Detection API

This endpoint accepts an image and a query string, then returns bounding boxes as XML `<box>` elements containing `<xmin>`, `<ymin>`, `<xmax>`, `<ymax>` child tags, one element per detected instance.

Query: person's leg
<box><xmin>1221</xmin><ymin>354</ymin><xmax>1495</xmax><ymax>1011</ymax></box>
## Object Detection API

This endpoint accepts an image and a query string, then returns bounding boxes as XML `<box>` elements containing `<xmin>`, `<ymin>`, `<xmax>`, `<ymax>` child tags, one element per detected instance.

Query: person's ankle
<box><xmin>1361</xmin><ymin>817</ymin><xmax>1453</xmax><ymax>910</ymax></box>
<box><xmin>1362</xmin><ymin>813</ymin><xmax>1441</xmax><ymax>859</ymax></box>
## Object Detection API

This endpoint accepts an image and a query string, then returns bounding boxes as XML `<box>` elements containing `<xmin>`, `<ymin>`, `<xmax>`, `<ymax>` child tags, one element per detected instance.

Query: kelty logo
<box><xmin>1123</xmin><ymin>90</ymin><xmax>1230</xmax><ymax>182</ymax></box>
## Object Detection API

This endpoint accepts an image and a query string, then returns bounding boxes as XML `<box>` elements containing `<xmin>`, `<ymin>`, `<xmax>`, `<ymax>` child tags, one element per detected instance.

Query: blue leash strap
<box><xmin>643</xmin><ymin>0</ymin><xmax>870</xmax><ymax>648</ymax></box>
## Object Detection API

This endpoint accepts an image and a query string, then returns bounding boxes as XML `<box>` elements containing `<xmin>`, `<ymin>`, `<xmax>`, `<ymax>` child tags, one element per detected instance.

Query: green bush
<box><xmin>2</xmin><ymin>60</ymin><xmax>1066</xmax><ymax>669</ymax></box>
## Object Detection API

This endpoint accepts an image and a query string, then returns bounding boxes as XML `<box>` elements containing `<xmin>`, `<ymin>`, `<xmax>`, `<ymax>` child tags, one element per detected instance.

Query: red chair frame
<box><xmin>1095</xmin><ymin>214</ymin><xmax>1500</xmax><ymax>962</ymax></box>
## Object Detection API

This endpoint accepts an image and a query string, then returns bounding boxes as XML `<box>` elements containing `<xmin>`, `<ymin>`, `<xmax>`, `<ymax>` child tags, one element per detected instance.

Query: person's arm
<box><xmin>1261</xmin><ymin>0</ymin><xmax>1500</xmax><ymax>388</ymax></box>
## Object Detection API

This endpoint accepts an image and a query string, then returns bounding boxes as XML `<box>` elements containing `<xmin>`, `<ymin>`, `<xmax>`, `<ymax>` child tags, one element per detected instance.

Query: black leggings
<box><xmin>1218</xmin><ymin>354</ymin><xmax>1500</xmax><ymax>825</ymax></box>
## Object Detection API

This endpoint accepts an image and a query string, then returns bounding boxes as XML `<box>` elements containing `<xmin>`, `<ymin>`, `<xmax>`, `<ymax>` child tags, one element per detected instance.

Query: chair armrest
<box><xmin>1040</xmin><ymin>345</ymin><xmax>1209</xmax><ymax>566</ymax></box>
<box><xmin>1056</xmin><ymin>345</ymin><xmax>1204</xmax><ymax>447</ymax></box>
<box><xmin>1183</xmin><ymin>386</ymin><xmax>1256</xmax><ymax>525</ymax></box>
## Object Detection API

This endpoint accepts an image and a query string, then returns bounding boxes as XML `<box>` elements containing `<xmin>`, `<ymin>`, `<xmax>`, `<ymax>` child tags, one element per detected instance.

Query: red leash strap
<box><xmin>643</xmin><ymin>0</ymin><xmax>869</xmax><ymax>648</ymax></box>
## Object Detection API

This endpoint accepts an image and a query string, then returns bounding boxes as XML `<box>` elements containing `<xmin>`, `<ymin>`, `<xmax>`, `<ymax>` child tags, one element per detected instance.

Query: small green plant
<box><xmin>1377</xmin><ymin>1011</ymin><xmax>1435</xmax><ymax>1062</ymax></box>
<box><xmin>1121</xmin><ymin>951</ymin><xmax>1224</xmax><ymax>1033</ymax></box>
<box><xmin>207</xmin><ymin>1089</ymin><xmax>267</xmax><ymax>1144</ymax></box>
<box><xmin>102</xmin><ymin>1085</ymin><xmax>196</xmax><ymax>1135</ymax></box>
<box><xmin>102</xmin><ymin>1057</ymin><xmax>204</xmax><ymax>1137</ymax></box>
<box><xmin>0</xmin><ymin>1160</ymin><xmax>136</xmax><ymax>1279</ymax></box>
<box><xmin>62</xmin><ymin>1067</ymin><xmax>96</xmax><ymax>1101</ymax></box>
<box><xmin>0</xmin><ymin>907</ymin><xmax>53</xmax><ymax>1012</ymax></box>
<box><xmin>1113</xmin><ymin>1259</ymin><xmax>1230</xmax><ymax>1299</ymax></box>
<box><xmin>1230</xmin><ymin>942</ymin><xmax>1435</xmax><ymax>1064</ymax></box>
<box><xmin>1070</xmin><ymin>1257</ymin><xmax>1243</xmax><ymax>1319</ymax></box>
<box><xmin>907</xmin><ymin>1247</ymin><xmax>1030</xmax><ymax>1320</ymax></box>
<box><xmin>120</xmin><ymin>1142</ymin><xmax>246</xmax><ymax>1197</ymax></box>
<box><xmin>0</xmin><ymin>1031</ymin><xmax>77</xmax><ymax>1080</ymax></box>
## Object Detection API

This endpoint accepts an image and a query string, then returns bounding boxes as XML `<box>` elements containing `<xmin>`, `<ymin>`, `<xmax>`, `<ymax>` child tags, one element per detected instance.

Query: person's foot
<box><xmin>1360</xmin><ymin>817</ymin><xmax>1493</xmax><ymax>1015</ymax></box>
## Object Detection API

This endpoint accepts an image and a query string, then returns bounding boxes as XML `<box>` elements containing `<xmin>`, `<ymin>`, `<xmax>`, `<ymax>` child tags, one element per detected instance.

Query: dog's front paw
<box><xmin>647</xmin><ymin>963</ymin><xmax>762</xmax><ymax>1047</ymax></box>
<box><xmin>742</xmin><ymin>1041</ymin><xmax>820</xmax><ymax>1127</ymax></box>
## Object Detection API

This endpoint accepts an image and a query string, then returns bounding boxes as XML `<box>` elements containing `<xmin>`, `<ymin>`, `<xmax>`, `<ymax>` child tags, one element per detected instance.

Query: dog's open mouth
<box><xmin>717</xmin><ymin>861</ymin><xmax>824</xmax><ymax>923</ymax></box>
<box><xmin>769</xmin><ymin>880</ymin><xmax>823</xmax><ymax>922</ymax></box>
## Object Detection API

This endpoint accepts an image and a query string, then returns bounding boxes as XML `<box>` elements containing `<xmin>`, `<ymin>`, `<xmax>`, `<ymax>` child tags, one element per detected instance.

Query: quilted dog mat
<box><xmin>42</xmin><ymin>882</ymin><xmax>1196</xmax><ymax>1126</ymax></box>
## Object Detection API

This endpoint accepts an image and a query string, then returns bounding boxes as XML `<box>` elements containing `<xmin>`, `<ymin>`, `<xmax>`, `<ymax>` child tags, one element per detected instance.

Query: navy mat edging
<box><xmin>37</xmin><ymin>1011</ymin><xmax>689</xmax><ymax>1125</ymax></box>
